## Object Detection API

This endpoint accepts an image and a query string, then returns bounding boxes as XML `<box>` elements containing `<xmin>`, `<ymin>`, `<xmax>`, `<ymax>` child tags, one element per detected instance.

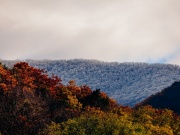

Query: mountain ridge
<box><xmin>1</xmin><ymin>59</ymin><xmax>180</xmax><ymax>106</ymax></box>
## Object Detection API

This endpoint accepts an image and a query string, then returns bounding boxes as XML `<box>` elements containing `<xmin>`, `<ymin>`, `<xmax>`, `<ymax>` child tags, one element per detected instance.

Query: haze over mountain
<box><xmin>1</xmin><ymin>0</ymin><xmax>180</xmax><ymax>65</ymax></box>
<box><xmin>1</xmin><ymin>59</ymin><xmax>180</xmax><ymax>107</ymax></box>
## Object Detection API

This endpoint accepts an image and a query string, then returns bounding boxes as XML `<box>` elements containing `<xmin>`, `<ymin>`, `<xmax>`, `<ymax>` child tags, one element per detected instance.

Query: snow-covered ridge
<box><xmin>1</xmin><ymin>59</ymin><xmax>180</xmax><ymax>107</ymax></box>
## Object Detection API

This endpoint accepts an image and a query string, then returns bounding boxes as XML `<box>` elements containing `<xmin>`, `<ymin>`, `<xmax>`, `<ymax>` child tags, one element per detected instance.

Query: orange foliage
<box><xmin>0</xmin><ymin>65</ymin><xmax>17</xmax><ymax>93</ymax></box>
<box><xmin>12</xmin><ymin>62</ymin><xmax>61</xmax><ymax>97</ymax></box>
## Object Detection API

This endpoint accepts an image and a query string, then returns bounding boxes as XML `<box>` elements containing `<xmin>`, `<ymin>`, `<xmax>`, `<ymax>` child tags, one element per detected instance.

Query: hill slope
<box><xmin>1</xmin><ymin>59</ymin><xmax>180</xmax><ymax>106</ymax></box>
<box><xmin>135</xmin><ymin>81</ymin><xmax>180</xmax><ymax>115</ymax></box>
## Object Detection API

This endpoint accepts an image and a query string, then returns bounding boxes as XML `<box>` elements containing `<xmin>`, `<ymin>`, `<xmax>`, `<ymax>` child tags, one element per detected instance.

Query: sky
<box><xmin>0</xmin><ymin>0</ymin><xmax>180</xmax><ymax>65</ymax></box>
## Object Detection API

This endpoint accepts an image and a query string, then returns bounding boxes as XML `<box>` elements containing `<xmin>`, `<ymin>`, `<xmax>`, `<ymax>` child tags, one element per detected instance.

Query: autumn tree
<box><xmin>0</xmin><ymin>62</ymin><xmax>59</xmax><ymax>134</ymax></box>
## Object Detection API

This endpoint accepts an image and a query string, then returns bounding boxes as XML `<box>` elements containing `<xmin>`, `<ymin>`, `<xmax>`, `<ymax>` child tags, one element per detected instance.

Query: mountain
<box><xmin>1</xmin><ymin>62</ymin><xmax>180</xmax><ymax>135</ymax></box>
<box><xmin>135</xmin><ymin>81</ymin><xmax>180</xmax><ymax>115</ymax></box>
<box><xmin>1</xmin><ymin>59</ymin><xmax>180</xmax><ymax>106</ymax></box>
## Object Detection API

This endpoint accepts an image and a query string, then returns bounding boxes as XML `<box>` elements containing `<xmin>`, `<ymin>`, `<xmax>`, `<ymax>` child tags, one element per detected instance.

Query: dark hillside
<box><xmin>135</xmin><ymin>81</ymin><xmax>180</xmax><ymax>114</ymax></box>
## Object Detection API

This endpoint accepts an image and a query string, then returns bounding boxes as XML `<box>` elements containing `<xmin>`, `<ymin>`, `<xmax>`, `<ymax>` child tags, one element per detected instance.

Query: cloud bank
<box><xmin>0</xmin><ymin>0</ymin><xmax>180</xmax><ymax>65</ymax></box>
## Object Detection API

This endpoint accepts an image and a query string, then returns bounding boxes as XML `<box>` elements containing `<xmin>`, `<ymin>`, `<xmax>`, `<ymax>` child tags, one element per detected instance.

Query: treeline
<box><xmin>0</xmin><ymin>62</ymin><xmax>180</xmax><ymax>135</ymax></box>
<box><xmin>2</xmin><ymin>59</ymin><xmax>180</xmax><ymax>107</ymax></box>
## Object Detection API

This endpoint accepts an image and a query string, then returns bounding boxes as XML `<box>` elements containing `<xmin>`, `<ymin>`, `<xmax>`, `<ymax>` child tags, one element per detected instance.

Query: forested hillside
<box><xmin>1</xmin><ymin>59</ymin><xmax>180</xmax><ymax>106</ymax></box>
<box><xmin>135</xmin><ymin>81</ymin><xmax>180</xmax><ymax>115</ymax></box>
<box><xmin>0</xmin><ymin>62</ymin><xmax>180</xmax><ymax>134</ymax></box>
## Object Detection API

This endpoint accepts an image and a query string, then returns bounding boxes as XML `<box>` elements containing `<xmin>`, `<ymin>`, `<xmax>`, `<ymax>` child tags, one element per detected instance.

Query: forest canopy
<box><xmin>0</xmin><ymin>62</ymin><xmax>179</xmax><ymax>135</ymax></box>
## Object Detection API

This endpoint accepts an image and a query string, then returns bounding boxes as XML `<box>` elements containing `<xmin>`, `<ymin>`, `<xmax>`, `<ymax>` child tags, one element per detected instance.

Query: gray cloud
<box><xmin>0</xmin><ymin>0</ymin><xmax>180</xmax><ymax>64</ymax></box>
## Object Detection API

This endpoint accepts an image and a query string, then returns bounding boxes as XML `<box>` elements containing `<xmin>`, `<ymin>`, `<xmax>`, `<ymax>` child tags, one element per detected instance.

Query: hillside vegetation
<box><xmin>1</xmin><ymin>59</ymin><xmax>180</xmax><ymax>106</ymax></box>
<box><xmin>0</xmin><ymin>62</ymin><xmax>180</xmax><ymax>134</ymax></box>
<box><xmin>135</xmin><ymin>81</ymin><xmax>180</xmax><ymax>115</ymax></box>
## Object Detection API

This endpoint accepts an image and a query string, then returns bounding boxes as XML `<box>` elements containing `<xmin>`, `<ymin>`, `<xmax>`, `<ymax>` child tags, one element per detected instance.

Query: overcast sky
<box><xmin>0</xmin><ymin>0</ymin><xmax>180</xmax><ymax>65</ymax></box>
